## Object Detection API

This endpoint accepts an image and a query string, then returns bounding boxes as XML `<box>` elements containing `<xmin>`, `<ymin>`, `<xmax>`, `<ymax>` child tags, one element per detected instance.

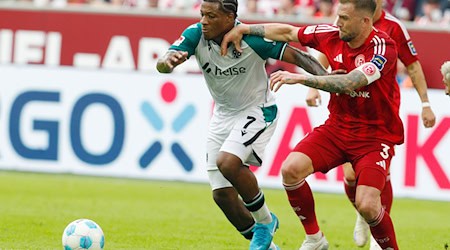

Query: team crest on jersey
<box><xmin>407</xmin><ymin>41</ymin><xmax>418</xmax><ymax>56</ymax></box>
<box><xmin>371</xmin><ymin>54</ymin><xmax>387</xmax><ymax>71</ymax></box>
<box><xmin>362</xmin><ymin>63</ymin><xmax>376</xmax><ymax>76</ymax></box>
<box><xmin>232</xmin><ymin>49</ymin><xmax>242</xmax><ymax>59</ymax></box>
<box><xmin>303</xmin><ymin>26</ymin><xmax>316</xmax><ymax>35</ymax></box>
<box><xmin>355</xmin><ymin>54</ymin><xmax>366</xmax><ymax>67</ymax></box>
<box><xmin>173</xmin><ymin>36</ymin><xmax>185</xmax><ymax>46</ymax></box>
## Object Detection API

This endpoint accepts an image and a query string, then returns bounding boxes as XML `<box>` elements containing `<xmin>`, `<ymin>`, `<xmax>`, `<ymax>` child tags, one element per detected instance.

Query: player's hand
<box><xmin>221</xmin><ymin>25</ymin><xmax>247</xmax><ymax>56</ymax></box>
<box><xmin>306</xmin><ymin>88</ymin><xmax>321</xmax><ymax>107</ymax></box>
<box><xmin>422</xmin><ymin>107</ymin><xmax>436</xmax><ymax>128</ymax></box>
<box><xmin>269</xmin><ymin>70</ymin><xmax>305</xmax><ymax>92</ymax></box>
<box><xmin>165</xmin><ymin>51</ymin><xmax>188</xmax><ymax>70</ymax></box>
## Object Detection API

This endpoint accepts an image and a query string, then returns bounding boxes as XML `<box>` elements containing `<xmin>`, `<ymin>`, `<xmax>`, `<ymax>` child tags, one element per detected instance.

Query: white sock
<box><xmin>306</xmin><ymin>231</ymin><xmax>323</xmax><ymax>241</ymax></box>
<box><xmin>246</xmin><ymin>191</ymin><xmax>273</xmax><ymax>224</ymax></box>
<box><xmin>251</xmin><ymin>203</ymin><xmax>272</xmax><ymax>224</ymax></box>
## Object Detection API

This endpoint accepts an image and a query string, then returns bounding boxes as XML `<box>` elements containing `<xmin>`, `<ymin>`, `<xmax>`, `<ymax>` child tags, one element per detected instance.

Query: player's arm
<box><xmin>221</xmin><ymin>23</ymin><xmax>300</xmax><ymax>56</ymax></box>
<box><xmin>317</xmin><ymin>52</ymin><xmax>330</xmax><ymax>69</ymax></box>
<box><xmin>281</xmin><ymin>45</ymin><xmax>328</xmax><ymax>76</ymax></box>
<box><xmin>269</xmin><ymin>62</ymin><xmax>377</xmax><ymax>93</ymax></box>
<box><xmin>406</xmin><ymin>60</ymin><xmax>436</xmax><ymax>127</ymax></box>
<box><xmin>156</xmin><ymin>50</ymin><xmax>188</xmax><ymax>73</ymax></box>
<box><xmin>407</xmin><ymin>61</ymin><xmax>430</xmax><ymax>103</ymax></box>
<box><xmin>306</xmin><ymin>52</ymin><xmax>330</xmax><ymax>107</ymax></box>
<box><xmin>157</xmin><ymin>23</ymin><xmax>201</xmax><ymax>73</ymax></box>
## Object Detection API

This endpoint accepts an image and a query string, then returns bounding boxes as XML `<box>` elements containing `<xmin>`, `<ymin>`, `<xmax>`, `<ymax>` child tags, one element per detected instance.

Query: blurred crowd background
<box><xmin>4</xmin><ymin>0</ymin><xmax>450</xmax><ymax>88</ymax></box>
<box><xmin>7</xmin><ymin>0</ymin><xmax>450</xmax><ymax>27</ymax></box>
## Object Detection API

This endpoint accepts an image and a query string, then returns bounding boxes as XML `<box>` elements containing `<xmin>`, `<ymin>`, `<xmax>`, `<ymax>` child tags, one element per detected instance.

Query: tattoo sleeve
<box><xmin>249</xmin><ymin>25</ymin><xmax>265</xmax><ymax>37</ymax></box>
<box><xmin>287</xmin><ymin>45</ymin><xmax>328</xmax><ymax>76</ymax></box>
<box><xmin>303</xmin><ymin>70</ymin><xmax>368</xmax><ymax>93</ymax></box>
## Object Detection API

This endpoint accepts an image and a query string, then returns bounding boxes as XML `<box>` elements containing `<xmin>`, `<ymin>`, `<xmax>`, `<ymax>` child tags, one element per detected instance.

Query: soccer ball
<box><xmin>62</xmin><ymin>219</ymin><xmax>105</xmax><ymax>250</ymax></box>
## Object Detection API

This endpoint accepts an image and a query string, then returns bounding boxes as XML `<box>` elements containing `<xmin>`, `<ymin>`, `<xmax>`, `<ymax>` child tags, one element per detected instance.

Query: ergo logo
<box><xmin>6</xmin><ymin>81</ymin><xmax>196</xmax><ymax>171</ymax></box>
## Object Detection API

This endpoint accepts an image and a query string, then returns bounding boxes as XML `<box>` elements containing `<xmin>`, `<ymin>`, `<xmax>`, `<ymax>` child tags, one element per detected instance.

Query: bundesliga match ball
<box><xmin>62</xmin><ymin>219</ymin><xmax>105</xmax><ymax>250</ymax></box>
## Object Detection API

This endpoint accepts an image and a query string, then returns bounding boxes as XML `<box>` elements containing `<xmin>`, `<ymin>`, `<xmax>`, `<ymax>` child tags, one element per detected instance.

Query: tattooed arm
<box><xmin>221</xmin><ymin>23</ymin><xmax>300</xmax><ymax>56</ymax></box>
<box><xmin>248</xmin><ymin>23</ymin><xmax>300</xmax><ymax>43</ymax></box>
<box><xmin>305</xmin><ymin>52</ymin><xmax>330</xmax><ymax>107</ymax></box>
<box><xmin>269</xmin><ymin>69</ymin><xmax>368</xmax><ymax>93</ymax></box>
<box><xmin>281</xmin><ymin>45</ymin><xmax>328</xmax><ymax>76</ymax></box>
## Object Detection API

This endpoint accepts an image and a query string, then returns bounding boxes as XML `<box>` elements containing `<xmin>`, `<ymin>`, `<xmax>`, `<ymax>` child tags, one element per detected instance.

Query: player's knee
<box><xmin>355</xmin><ymin>196</ymin><xmax>380</xmax><ymax>221</ymax></box>
<box><xmin>216</xmin><ymin>160</ymin><xmax>231</xmax><ymax>179</ymax></box>
<box><xmin>216</xmin><ymin>153</ymin><xmax>241</xmax><ymax>179</ymax></box>
<box><xmin>212</xmin><ymin>188</ymin><xmax>235</xmax><ymax>207</ymax></box>
<box><xmin>281</xmin><ymin>157</ymin><xmax>308</xmax><ymax>182</ymax></box>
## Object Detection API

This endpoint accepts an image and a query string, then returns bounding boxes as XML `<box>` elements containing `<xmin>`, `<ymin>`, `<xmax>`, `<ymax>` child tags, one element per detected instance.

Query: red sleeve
<box><xmin>297</xmin><ymin>24</ymin><xmax>338</xmax><ymax>53</ymax></box>
<box><xmin>370</xmin><ymin>35</ymin><xmax>398</xmax><ymax>76</ymax></box>
<box><xmin>390</xmin><ymin>25</ymin><xmax>418</xmax><ymax>66</ymax></box>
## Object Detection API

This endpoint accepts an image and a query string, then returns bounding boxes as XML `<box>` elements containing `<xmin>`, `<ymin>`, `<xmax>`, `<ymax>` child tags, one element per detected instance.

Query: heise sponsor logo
<box><xmin>139</xmin><ymin>81</ymin><xmax>196</xmax><ymax>171</ymax></box>
<box><xmin>201</xmin><ymin>62</ymin><xmax>246</xmax><ymax>76</ymax></box>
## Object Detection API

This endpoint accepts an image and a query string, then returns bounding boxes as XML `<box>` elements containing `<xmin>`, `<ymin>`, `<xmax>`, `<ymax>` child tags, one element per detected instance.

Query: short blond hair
<box><xmin>339</xmin><ymin>0</ymin><xmax>377</xmax><ymax>15</ymax></box>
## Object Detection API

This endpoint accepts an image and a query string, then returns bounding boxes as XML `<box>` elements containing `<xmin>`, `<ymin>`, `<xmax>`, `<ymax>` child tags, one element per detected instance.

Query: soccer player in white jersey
<box><xmin>156</xmin><ymin>0</ymin><xmax>328</xmax><ymax>249</ymax></box>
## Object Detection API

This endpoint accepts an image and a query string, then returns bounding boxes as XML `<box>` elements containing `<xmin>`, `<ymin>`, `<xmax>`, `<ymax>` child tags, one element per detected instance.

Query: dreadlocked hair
<box><xmin>203</xmin><ymin>0</ymin><xmax>238</xmax><ymax>17</ymax></box>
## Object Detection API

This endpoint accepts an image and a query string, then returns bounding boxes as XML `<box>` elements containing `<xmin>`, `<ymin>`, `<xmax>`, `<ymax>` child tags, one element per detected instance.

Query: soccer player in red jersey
<box><xmin>221</xmin><ymin>0</ymin><xmax>402</xmax><ymax>249</ymax></box>
<box><xmin>305</xmin><ymin>0</ymin><xmax>436</xmax><ymax>248</ymax></box>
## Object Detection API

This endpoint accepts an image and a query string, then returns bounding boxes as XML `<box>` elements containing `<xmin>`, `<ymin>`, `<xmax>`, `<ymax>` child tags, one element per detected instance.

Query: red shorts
<box><xmin>294</xmin><ymin>125</ymin><xmax>395</xmax><ymax>191</ymax></box>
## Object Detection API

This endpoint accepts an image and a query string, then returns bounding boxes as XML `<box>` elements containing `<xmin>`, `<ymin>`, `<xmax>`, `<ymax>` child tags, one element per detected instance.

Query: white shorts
<box><xmin>206</xmin><ymin>104</ymin><xmax>278</xmax><ymax>190</ymax></box>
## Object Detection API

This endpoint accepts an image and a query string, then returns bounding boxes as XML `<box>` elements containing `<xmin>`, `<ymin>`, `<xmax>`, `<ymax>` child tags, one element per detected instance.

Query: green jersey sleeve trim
<box><xmin>243</xmin><ymin>35</ymin><xmax>288</xmax><ymax>60</ymax></box>
<box><xmin>169</xmin><ymin>23</ymin><xmax>202</xmax><ymax>58</ymax></box>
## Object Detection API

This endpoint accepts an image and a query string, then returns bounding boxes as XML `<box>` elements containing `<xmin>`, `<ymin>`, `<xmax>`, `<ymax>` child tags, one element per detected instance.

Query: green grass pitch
<box><xmin>0</xmin><ymin>171</ymin><xmax>448</xmax><ymax>249</ymax></box>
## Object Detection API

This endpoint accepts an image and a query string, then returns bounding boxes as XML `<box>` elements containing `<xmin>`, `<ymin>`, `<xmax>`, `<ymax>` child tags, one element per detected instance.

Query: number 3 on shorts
<box><xmin>380</xmin><ymin>143</ymin><xmax>390</xmax><ymax>159</ymax></box>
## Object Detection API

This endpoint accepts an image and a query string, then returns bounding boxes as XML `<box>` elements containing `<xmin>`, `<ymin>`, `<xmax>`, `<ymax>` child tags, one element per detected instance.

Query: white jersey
<box><xmin>169</xmin><ymin>21</ymin><xmax>287</xmax><ymax>116</ymax></box>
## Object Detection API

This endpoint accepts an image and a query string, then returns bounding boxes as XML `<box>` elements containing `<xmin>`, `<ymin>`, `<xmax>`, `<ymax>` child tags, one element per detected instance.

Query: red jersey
<box><xmin>375</xmin><ymin>11</ymin><xmax>418</xmax><ymax>67</ymax></box>
<box><xmin>297</xmin><ymin>24</ymin><xmax>404</xmax><ymax>145</ymax></box>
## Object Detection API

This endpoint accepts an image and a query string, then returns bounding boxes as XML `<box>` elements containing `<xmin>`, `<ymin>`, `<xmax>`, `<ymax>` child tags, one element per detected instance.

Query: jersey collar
<box><xmin>365</xmin><ymin>28</ymin><xmax>377</xmax><ymax>47</ymax></box>
<box><xmin>375</xmin><ymin>10</ymin><xmax>386</xmax><ymax>25</ymax></box>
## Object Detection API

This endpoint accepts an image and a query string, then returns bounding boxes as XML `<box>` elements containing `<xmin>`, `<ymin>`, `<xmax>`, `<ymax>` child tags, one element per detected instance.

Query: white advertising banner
<box><xmin>0</xmin><ymin>65</ymin><xmax>449</xmax><ymax>201</ymax></box>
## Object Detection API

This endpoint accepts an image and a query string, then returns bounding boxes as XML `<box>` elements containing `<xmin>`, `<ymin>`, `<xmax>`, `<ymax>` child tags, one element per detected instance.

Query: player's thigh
<box><xmin>206</xmin><ymin>133</ymin><xmax>233</xmax><ymax>190</ymax></box>
<box><xmin>293</xmin><ymin>126</ymin><xmax>346</xmax><ymax>174</ymax></box>
<box><xmin>207</xmin><ymin>111</ymin><xmax>235</xmax><ymax>170</ymax></box>
<box><xmin>353</xmin><ymin>142</ymin><xmax>395</xmax><ymax>191</ymax></box>
<box><xmin>221</xmin><ymin>105</ymin><xmax>277</xmax><ymax>167</ymax></box>
<box><xmin>207</xmin><ymin>169</ymin><xmax>233</xmax><ymax>190</ymax></box>
<box><xmin>342</xmin><ymin>162</ymin><xmax>355</xmax><ymax>181</ymax></box>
